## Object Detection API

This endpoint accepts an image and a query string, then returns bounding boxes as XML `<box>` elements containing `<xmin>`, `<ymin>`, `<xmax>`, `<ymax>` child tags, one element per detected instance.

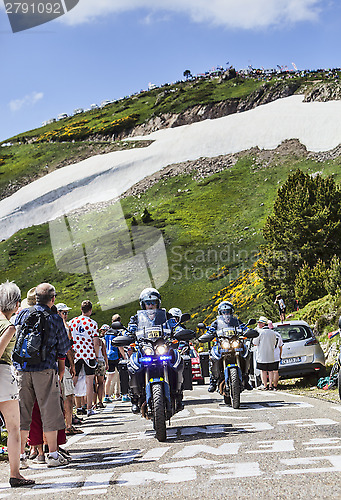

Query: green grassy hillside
<box><xmin>1</xmin><ymin>143</ymin><xmax>341</xmax><ymax>328</ymax></box>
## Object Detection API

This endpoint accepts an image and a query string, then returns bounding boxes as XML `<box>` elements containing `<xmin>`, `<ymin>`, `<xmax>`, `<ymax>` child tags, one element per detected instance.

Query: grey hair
<box><xmin>35</xmin><ymin>283</ymin><xmax>55</xmax><ymax>305</ymax></box>
<box><xmin>0</xmin><ymin>280</ymin><xmax>21</xmax><ymax>313</ymax></box>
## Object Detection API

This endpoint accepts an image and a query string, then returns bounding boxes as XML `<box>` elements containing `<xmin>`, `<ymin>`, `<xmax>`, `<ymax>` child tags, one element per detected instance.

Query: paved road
<box><xmin>1</xmin><ymin>386</ymin><xmax>341</xmax><ymax>499</ymax></box>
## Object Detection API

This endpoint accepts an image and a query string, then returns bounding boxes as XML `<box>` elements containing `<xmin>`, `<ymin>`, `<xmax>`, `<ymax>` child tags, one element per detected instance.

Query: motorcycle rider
<box><xmin>169</xmin><ymin>307</ymin><xmax>182</xmax><ymax>323</ymax></box>
<box><xmin>127</xmin><ymin>288</ymin><xmax>184</xmax><ymax>414</ymax></box>
<box><xmin>207</xmin><ymin>300</ymin><xmax>253</xmax><ymax>392</ymax></box>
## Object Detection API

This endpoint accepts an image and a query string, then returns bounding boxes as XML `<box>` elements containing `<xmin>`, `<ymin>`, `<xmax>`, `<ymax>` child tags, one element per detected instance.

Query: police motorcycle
<box><xmin>111</xmin><ymin>313</ymin><xmax>195</xmax><ymax>442</ymax></box>
<box><xmin>198</xmin><ymin>319</ymin><xmax>257</xmax><ymax>408</ymax></box>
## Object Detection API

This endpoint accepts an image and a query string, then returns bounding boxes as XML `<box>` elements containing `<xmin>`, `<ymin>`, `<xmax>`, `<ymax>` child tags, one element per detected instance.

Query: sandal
<box><xmin>10</xmin><ymin>477</ymin><xmax>35</xmax><ymax>488</ymax></box>
<box><xmin>65</xmin><ymin>426</ymin><xmax>83</xmax><ymax>435</ymax></box>
<box><xmin>72</xmin><ymin>416</ymin><xmax>83</xmax><ymax>425</ymax></box>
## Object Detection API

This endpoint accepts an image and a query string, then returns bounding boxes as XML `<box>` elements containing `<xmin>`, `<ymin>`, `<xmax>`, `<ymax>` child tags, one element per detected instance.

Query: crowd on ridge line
<box><xmin>0</xmin><ymin>280</ymin><xmax>134</xmax><ymax>488</ymax></box>
<box><xmin>0</xmin><ymin>279</ymin><xmax>285</xmax><ymax>488</ymax></box>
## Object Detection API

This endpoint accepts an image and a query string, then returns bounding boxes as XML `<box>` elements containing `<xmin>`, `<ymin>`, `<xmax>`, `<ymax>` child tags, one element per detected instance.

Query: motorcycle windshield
<box><xmin>137</xmin><ymin>326</ymin><xmax>163</xmax><ymax>340</ymax></box>
<box><xmin>217</xmin><ymin>327</ymin><xmax>243</xmax><ymax>337</ymax></box>
<box><xmin>136</xmin><ymin>309</ymin><xmax>171</xmax><ymax>338</ymax></box>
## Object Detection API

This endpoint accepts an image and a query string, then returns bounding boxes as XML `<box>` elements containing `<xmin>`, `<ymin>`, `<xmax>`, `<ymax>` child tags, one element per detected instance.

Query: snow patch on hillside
<box><xmin>1</xmin><ymin>95</ymin><xmax>341</xmax><ymax>240</ymax></box>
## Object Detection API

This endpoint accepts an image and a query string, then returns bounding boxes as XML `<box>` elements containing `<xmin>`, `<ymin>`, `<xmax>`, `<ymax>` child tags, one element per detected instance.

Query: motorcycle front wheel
<box><xmin>229</xmin><ymin>367</ymin><xmax>241</xmax><ymax>409</ymax></box>
<box><xmin>152</xmin><ymin>384</ymin><xmax>167</xmax><ymax>442</ymax></box>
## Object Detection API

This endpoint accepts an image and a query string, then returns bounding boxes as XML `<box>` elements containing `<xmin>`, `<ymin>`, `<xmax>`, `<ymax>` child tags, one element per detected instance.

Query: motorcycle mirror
<box><xmin>198</xmin><ymin>333</ymin><xmax>215</xmax><ymax>343</ymax></box>
<box><xmin>197</xmin><ymin>323</ymin><xmax>206</xmax><ymax>330</ymax></box>
<box><xmin>246</xmin><ymin>318</ymin><xmax>257</xmax><ymax>326</ymax></box>
<box><xmin>244</xmin><ymin>328</ymin><xmax>259</xmax><ymax>339</ymax></box>
<box><xmin>173</xmin><ymin>329</ymin><xmax>196</xmax><ymax>342</ymax></box>
<box><xmin>180</xmin><ymin>313</ymin><xmax>191</xmax><ymax>323</ymax></box>
<box><xmin>111</xmin><ymin>335</ymin><xmax>135</xmax><ymax>347</ymax></box>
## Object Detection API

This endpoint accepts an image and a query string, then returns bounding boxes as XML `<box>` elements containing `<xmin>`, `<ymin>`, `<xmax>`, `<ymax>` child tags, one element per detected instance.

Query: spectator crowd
<box><xmin>0</xmin><ymin>280</ymin><xmax>129</xmax><ymax>488</ymax></box>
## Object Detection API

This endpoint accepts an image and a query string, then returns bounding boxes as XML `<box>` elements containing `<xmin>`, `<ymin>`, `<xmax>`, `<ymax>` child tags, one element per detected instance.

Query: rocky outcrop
<box><xmin>303</xmin><ymin>81</ymin><xmax>341</xmax><ymax>102</ymax></box>
<box><xmin>122</xmin><ymin>81</ymin><xmax>301</xmax><ymax>138</ymax></box>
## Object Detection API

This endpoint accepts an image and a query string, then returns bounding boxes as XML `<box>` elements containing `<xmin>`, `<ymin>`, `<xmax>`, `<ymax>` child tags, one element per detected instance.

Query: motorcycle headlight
<box><xmin>232</xmin><ymin>340</ymin><xmax>240</xmax><ymax>348</ymax></box>
<box><xmin>221</xmin><ymin>340</ymin><xmax>230</xmax><ymax>349</ymax></box>
<box><xmin>156</xmin><ymin>344</ymin><xmax>167</xmax><ymax>355</ymax></box>
<box><xmin>143</xmin><ymin>346</ymin><xmax>154</xmax><ymax>356</ymax></box>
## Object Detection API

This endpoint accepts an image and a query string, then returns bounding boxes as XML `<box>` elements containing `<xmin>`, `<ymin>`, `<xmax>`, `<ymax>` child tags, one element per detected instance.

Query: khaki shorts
<box><xmin>17</xmin><ymin>369</ymin><xmax>65</xmax><ymax>432</ymax></box>
<box><xmin>0</xmin><ymin>364</ymin><xmax>18</xmax><ymax>402</ymax></box>
<box><xmin>95</xmin><ymin>360</ymin><xmax>106</xmax><ymax>377</ymax></box>
<box><xmin>62</xmin><ymin>366</ymin><xmax>75</xmax><ymax>398</ymax></box>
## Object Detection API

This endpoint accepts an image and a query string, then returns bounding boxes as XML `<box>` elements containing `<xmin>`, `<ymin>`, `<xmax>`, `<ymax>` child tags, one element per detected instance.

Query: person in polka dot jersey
<box><xmin>68</xmin><ymin>300</ymin><xmax>100</xmax><ymax>417</ymax></box>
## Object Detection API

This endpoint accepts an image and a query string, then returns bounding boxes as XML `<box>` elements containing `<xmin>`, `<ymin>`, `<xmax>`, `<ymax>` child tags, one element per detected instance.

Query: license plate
<box><xmin>281</xmin><ymin>356</ymin><xmax>301</xmax><ymax>365</ymax></box>
<box><xmin>147</xmin><ymin>331</ymin><xmax>161</xmax><ymax>339</ymax></box>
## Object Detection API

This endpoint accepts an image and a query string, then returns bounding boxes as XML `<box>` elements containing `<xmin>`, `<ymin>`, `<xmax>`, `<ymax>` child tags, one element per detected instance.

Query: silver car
<box><xmin>250</xmin><ymin>320</ymin><xmax>325</xmax><ymax>384</ymax></box>
<box><xmin>274</xmin><ymin>320</ymin><xmax>325</xmax><ymax>379</ymax></box>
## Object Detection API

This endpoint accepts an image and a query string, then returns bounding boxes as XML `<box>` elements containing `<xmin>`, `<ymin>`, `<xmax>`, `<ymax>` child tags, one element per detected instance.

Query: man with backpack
<box><xmin>14</xmin><ymin>283</ymin><xmax>71</xmax><ymax>468</ymax></box>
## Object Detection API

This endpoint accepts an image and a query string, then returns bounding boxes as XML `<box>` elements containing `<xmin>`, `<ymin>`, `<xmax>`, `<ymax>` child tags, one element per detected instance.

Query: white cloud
<box><xmin>61</xmin><ymin>0</ymin><xmax>323</xmax><ymax>29</ymax></box>
<box><xmin>9</xmin><ymin>91</ymin><xmax>44</xmax><ymax>112</ymax></box>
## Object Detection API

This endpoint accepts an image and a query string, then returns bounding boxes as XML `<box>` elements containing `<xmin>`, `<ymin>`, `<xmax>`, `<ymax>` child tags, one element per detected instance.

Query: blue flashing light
<box><xmin>159</xmin><ymin>355</ymin><xmax>172</xmax><ymax>361</ymax></box>
<box><xmin>141</xmin><ymin>357</ymin><xmax>152</xmax><ymax>363</ymax></box>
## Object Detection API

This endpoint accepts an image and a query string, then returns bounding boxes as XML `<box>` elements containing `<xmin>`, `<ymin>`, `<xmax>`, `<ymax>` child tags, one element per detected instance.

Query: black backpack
<box><xmin>12</xmin><ymin>307</ymin><xmax>51</xmax><ymax>365</ymax></box>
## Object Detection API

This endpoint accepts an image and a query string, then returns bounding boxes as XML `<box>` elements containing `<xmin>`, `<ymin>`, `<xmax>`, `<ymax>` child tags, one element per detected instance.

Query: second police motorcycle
<box><xmin>198</xmin><ymin>301</ymin><xmax>258</xmax><ymax>408</ymax></box>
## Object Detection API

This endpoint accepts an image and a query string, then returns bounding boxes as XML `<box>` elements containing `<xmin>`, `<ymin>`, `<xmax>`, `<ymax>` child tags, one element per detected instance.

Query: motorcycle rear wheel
<box><xmin>229</xmin><ymin>367</ymin><xmax>241</xmax><ymax>409</ymax></box>
<box><xmin>152</xmin><ymin>384</ymin><xmax>167</xmax><ymax>442</ymax></box>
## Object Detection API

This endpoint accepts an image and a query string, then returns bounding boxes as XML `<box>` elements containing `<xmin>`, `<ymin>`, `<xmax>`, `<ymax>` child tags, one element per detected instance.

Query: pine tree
<box><xmin>258</xmin><ymin>169</ymin><xmax>341</xmax><ymax>304</ymax></box>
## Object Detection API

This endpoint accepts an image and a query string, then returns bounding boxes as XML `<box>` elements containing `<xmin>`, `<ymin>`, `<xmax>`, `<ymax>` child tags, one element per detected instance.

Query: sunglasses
<box><xmin>145</xmin><ymin>300</ymin><xmax>158</xmax><ymax>305</ymax></box>
<box><xmin>60</xmin><ymin>311</ymin><xmax>68</xmax><ymax>315</ymax></box>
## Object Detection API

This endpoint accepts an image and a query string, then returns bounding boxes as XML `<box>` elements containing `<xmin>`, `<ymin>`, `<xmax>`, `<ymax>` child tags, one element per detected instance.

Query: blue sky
<box><xmin>0</xmin><ymin>0</ymin><xmax>340</xmax><ymax>142</ymax></box>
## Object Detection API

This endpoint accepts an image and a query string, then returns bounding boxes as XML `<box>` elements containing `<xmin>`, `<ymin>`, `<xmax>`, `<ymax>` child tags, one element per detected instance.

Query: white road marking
<box><xmin>117</xmin><ymin>467</ymin><xmax>197</xmax><ymax>486</ymax></box>
<box><xmin>161</xmin><ymin>458</ymin><xmax>220</xmax><ymax>468</ymax></box>
<box><xmin>173</xmin><ymin>443</ymin><xmax>241</xmax><ymax>458</ymax></box>
<box><xmin>236</xmin><ymin>422</ymin><xmax>273</xmax><ymax>431</ymax></box>
<box><xmin>78</xmin><ymin>472</ymin><xmax>113</xmax><ymax>495</ymax></box>
<box><xmin>277</xmin><ymin>455</ymin><xmax>341</xmax><ymax>475</ymax></box>
<box><xmin>210</xmin><ymin>462</ymin><xmax>262</xmax><ymax>479</ymax></box>
<box><xmin>138</xmin><ymin>447</ymin><xmax>171</xmax><ymax>461</ymax></box>
<box><xmin>246</xmin><ymin>440</ymin><xmax>295</xmax><ymax>453</ymax></box>
<box><xmin>332</xmin><ymin>406</ymin><xmax>341</xmax><ymax>413</ymax></box>
<box><xmin>63</xmin><ymin>426</ymin><xmax>97</xmax><ymax>448</ymax></box>
<box><xmin>266</xmin><ymin>401</ymin><xmax>313</xmax><ymax>408</ymax></box>
<box><xmin>76</xmin><ymin>434</ymin><xmax>117</xmax><ymax>446</ymax></box>
<box><xmin>180</xmin><ymin>425</ymin><xmax>226</xmax><ymax>436</ymax></box>
<box><xmin>76</xmin><ymin>449</ymin><xmax>140</xmax><ymax>468</ymax></box>
<box><xmin>303</xmin><ymin>437</ymin><xmax>341</xmax><ymax>450</ymax></box>
<box><xmin>277</xmin><ymin>418</ymin><xmax>338</xmax><ymax>427</ymax></box>
<box><xmin>172</xmin><ymin>415</ymin><xmax>247</xmax><ymax>423</ymax></box>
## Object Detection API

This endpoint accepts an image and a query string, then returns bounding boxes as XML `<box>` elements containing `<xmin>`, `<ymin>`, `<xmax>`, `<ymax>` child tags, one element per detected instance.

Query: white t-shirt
<box><xmin>253</xmin><ymin>327</ymin><xmax>277</xmax><ymax>363</ymax></box>
<box><xmin>69</xmin><ymin>315</ymin><xmax>98</xmax><ymax>362</ymax></box>
<box><xmin>274</xmin><ymin>332</ymin><xmax>284</xmax><ymax>362</ymax></box>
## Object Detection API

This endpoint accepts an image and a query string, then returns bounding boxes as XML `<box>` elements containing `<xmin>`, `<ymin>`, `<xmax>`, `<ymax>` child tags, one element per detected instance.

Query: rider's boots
<box><xmin>130</xmin><ymin>395</ymin><xmax>140</xmax><ymax>414</ymax></box>
<box><xmin>175</xmin><ymin>392</ymin><xmax>184</xmax><ymax>412</ymax></box>
<box><xmin>243</xmin><ymin>374</ymin><xmax>253</xmax><ymax>391</ymax></box>
<box><xmin>208</xmin><ymin>375</ymin><xmax>217</xmax><ymax>393</ymax></box>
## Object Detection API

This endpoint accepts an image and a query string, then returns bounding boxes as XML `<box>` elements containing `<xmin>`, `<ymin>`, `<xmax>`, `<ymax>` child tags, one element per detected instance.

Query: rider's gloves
<box><xmin>128</xmin><ymin>323</ymin><xmax>137</xmax><ymax>334</ymax></box>
<box><xmin>207</xmin><ymin>326</ymin><xmax>216</xmax><ymax>335</ymax></box>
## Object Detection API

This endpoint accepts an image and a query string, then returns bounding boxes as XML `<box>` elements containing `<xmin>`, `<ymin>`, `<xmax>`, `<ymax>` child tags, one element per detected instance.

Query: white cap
<box><xmin>56</xmin><ymin>302</ymin><xmax>72</xmax><ymax>311</ymax></box>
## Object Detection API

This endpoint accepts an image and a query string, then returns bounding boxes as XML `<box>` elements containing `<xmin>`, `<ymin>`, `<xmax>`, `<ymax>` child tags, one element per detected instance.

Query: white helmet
<box><xmin>139</xmin><ymin>287</ymin><xmax>161</xmax><ymax>309</ymax></box>
<box><xmin>169</xmin><ymin>307</ymin><xmax>182</xmax><ymax>321</ymax></box>
<box><xmin>218</xmin><ymin>301</ymin><xmax>234</xmax><ymax>315</ymax></box>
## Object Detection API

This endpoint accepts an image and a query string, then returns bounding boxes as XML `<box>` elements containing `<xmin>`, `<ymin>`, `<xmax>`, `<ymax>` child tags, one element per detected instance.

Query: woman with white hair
<box><xmin>0</xmin><ymin>281</ymin><xmax>35</xmax><ymax>488</ymax></box>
